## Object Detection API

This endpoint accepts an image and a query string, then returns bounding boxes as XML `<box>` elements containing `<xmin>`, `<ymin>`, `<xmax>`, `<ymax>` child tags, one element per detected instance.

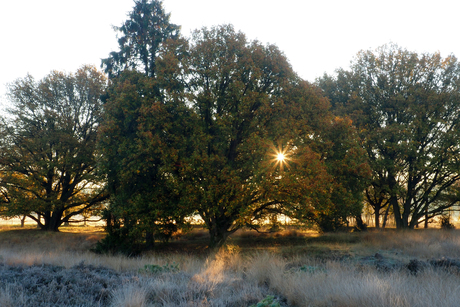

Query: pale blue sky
<box><xmin>1</xmin><ymin>0</ymin><xmax>459</xmax><ymax>106</ymax></box>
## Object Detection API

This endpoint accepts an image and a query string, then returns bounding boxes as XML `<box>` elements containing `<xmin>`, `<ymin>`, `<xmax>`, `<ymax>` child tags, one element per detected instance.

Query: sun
<box><xmin>268</xmin><ymin>142</ymin><xmax>295</xmax><ymax>172</ymax></box>
<box><xmin>269</xmin><ymin>145</ymin><xmax>291</xmax><ymax>172</ymax></box>
<box><xmin>276</xmin><ymin>152</ymin><xmax>286</xmax><ymax>162</ymax></box>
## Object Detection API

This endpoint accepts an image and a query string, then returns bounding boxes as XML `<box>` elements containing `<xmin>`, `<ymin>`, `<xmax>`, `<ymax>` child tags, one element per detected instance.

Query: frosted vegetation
<box><xmin>1</xmin><ymin>227</ymin><xmax>460</xmax><ymax>306</ymax></box>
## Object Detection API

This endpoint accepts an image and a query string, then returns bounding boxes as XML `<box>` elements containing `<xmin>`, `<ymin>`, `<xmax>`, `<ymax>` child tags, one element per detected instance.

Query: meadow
<box><xmin>1</xmin><ymin>225</ymin><xmax>460</xmax><ymax>306</ymax></box>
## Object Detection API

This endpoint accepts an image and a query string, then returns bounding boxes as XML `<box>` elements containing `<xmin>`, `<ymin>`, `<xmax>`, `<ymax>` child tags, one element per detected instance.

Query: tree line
<box><xmin>1</xmin><ymin>0</ymin><xmax>459</xmax><ymax>253</ymax></box>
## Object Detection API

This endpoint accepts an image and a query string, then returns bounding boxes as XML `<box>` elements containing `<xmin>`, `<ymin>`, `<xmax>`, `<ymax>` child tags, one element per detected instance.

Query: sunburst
<box><xmin>276</xmin><ymin>152</ymin><xmax>286</xmax><ymax>162</ymax></box>
<box><xmin>270</xmin><ymin>145</ymin><xmax>291</xmax><ymax>171</ymax></box>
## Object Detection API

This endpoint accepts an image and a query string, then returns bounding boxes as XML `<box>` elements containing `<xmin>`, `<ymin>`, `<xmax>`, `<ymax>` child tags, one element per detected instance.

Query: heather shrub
<box><xmin>249</xmin><ymin>295</ymin><xmax>281</xmax><ymax>307</ymax></box>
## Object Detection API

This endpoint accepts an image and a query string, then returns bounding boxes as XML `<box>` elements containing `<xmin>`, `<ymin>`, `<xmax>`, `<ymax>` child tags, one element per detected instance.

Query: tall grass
<box><xmin>1</xmin><ymin>228</ymin><xmax>460</xmax><ymax>306</ymax></box>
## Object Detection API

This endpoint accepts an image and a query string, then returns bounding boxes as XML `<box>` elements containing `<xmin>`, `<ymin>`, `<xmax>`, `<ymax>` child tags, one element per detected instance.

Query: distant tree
<box><xmin>0</xmin><ymin>66</ymin><xmax>108</xmax><ymax>231</ymax></box>
<box><xmin>363</xmin><ymin>185</ymin><xmax>390</xmax><ymax>228</ymax></box>
<box><xmin>318</xmin><ymin>44</ymin><xmax>460</xmax><ymax>229</ymax></box>
<box><xmin>101</xmin><ymin>0</ymin><xmax>180</xmax><ymax>79</ymax></box>
<box><xmin>312</xmin><ymin>116</ymin><xmax>371</xmax><ymax>231</ymax></box>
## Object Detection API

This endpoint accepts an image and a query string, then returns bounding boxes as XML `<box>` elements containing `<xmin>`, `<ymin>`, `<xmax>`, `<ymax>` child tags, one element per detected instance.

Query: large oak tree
<box><xmin>99</xmin><ymin>25</ymin><xmax>369</xmax><ymax>250</ymax></box>
<box><xmin>318</xmin><ymin>44</ymin><xmax>460</xmax><ymax>229</ymax></box>
<box><xmin>0</xmin><ymin>65</ymin><xmax>108</xmax><ymax>231</ymax></box>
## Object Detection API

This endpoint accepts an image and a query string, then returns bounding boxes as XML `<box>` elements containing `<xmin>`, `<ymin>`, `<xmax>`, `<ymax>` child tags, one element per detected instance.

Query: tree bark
<box><xmin>40</xmin><ymin>210</ymin><xmax>63</xmax><ymax>231</ymax></box>
<box><xmin>391</xmin><ymin>195</ymin><xmax>403</xmax><ymax>228</ymax></box>
<box><xmin>374</xmin><ymin>206</ymin><xmax>380</xmax><ymax>228</ymax></box>
<box><xmin>209</xmin><ymin>229</ymin><xmax>230</xmax><ymax>249</ymax></box>
<box><xmin>424</xmin><ymin>207</ymin><xmax>429</xmax><ymax>229</ymax></box>
<box><xmin>145</xmin><ymin>231</ymin><xmax>155</xmax><ymax>249</ymax></box>
<box><xmin>355</xmin><ymin>215</ymin><xmax>367</xmax><ymax>231</ymax></box>
<box><xmin>381</xmin><ymin>204</ymin><xmax>390</xmax><ymax>228</ymax></box>
<box><xmin>207</xmin><ymin>217</ymin><xmax>234</xmax><ymax>249</ymax></box>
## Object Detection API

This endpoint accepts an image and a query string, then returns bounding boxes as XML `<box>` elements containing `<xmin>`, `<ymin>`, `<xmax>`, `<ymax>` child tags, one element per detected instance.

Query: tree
<box><xmin>171</xmin><ymin>25</ymin><xmax>357</xmax><ymax>246</ymax></box>
<box><xmin>101</xmin><ymin>25</ymin><xmax>369</xmax><ymax>250</ymax></box>
<box><xmin>101</xmin><ymin>0</ymin><xmax>180</xmax><ymax>79</ymax></box>
<box><xmin>318</xmin><ymin>44</ymin><xmax>460</xmax><ymax>229</ymax></box>
<box><xmin>0</xmin><ymin>65</ymin><xmax>108</xmax><ymax>231</ymax></box>
<box><xmin>313</xmin><ymin>116</ymin><xmax>371</xmax><ymax>231</ymax></box>
<box><xmin>96</xmin><ymin>70</ymin><xmax>193</xmax><ymax>254</ymax></box>
<box><xmin>96</xmin><ymin>0</ymin><xmax>183</xmax><ymax>254</ymax></box>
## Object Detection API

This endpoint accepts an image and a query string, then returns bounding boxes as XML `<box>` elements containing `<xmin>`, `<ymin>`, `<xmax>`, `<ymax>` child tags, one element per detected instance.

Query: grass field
<box><xmin>1</xmin><ymin>226</ymin><xmax>460</xmax><ymax>306</ymax></box>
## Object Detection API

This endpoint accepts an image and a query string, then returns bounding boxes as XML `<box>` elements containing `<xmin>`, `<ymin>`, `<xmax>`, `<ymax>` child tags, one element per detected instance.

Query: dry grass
<box><xmin>1</xmin><ymin>227</ymin><xmax>460</xmax><ymax>306</ymax></box>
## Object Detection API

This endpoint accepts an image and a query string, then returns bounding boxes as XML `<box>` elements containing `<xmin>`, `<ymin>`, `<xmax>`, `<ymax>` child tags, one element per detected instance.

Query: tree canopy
<box><xmin>0</xmin><ymin>65</ymin><xmax>108</xmax><ymax>231</ymax></box>
<box><xmin>98</xmin><ymin>25</ymin><xmax>369</xmax><ymax>251</ymax></box>
<box><xmin>2</xmin><ymin>0</ymin><xmax>460</xmax><ymax>257</ymax></box>
<box><xmin>101</xmin><ymin>0</ymin><xmax>180</xmax><ymax>79</ymax></box>
<box><xmin>318</xmin><ymin>44</ymin><xmax>460</xmax><ymax>229</ymax></box>
<box><xmin>96</xmin><ymin>70</ymin><xmax>194</xmax><ymax>253</ymax></box>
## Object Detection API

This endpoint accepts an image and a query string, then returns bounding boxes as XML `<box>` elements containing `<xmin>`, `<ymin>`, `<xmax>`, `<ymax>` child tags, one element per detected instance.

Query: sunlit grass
<box><xmin>1</xmin><ymin>227</ymin><xmax>460</xmax><ymax>306</ymax></box>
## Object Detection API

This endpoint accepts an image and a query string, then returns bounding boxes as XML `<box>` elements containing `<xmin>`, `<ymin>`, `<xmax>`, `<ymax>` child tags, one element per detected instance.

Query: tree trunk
<box><xmin>388</xmin><ymin>174</ymin><xmax>404</xmax><ymax>229</ymax></box>
<box><xmin>424</xmin><ymin>207</ymin><xmax>429</xmax><ymax>229</ymax></box>
<box><xmin>207</xmin><ymin>217</ymin><xmax>234</xmax><ymax>249</ymax></box>
<box><xmin>20</xmin><ymin>215</ymin><xmax>26</xmax><ymax>228</ymax></box>
<box><xmin>374</xmin><ymin>206</ymin><xmax>380</xmax><ymax>228</ymax></box>
<box><xmin>355</xmin><ymin>215</ymin><xmax>367</xmax><ymax>231</ymax></box>
<box><xmin>402</xmin><ymin>206</ymin><xmax>412</xmax><ymax>229</ymax></box>
<box><xmin>381</xmin><ymin>204</ymin><xmax>390</xmax><ymax>228</ymax></box>
<box><xmin>145</xmin><ymin>231</ymin><xmax>155</xmax><ymax>249</ymax></box>
<box><xmin>209</xmin><ymin>230</ymin><xmax>230</xmax><ymax>249</ymax></box>
<box><xmin>36</xmin><ymin>214</ymin><xmax>42</xmax><ymax>229</ymax></box>
<box><xmin>390</xmin><ymin>195</ymin><xmax>403</xmax><ymax>228</ymax></box>
<box><xmin>41</xmin><ymin>210</ymin><xmax>63</xmax><ymax>231</ymax></box>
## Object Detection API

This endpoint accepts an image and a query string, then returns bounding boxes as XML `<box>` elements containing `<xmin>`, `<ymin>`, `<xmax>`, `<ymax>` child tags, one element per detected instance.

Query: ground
<box><xmin>1</xmin><ymin>225</ymin><xmax>460</xmax><ymax>306</ymax></box>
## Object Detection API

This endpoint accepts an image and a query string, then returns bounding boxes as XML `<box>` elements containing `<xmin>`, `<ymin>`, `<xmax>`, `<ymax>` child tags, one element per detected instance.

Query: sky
<box><xmin>1</xmin><ymin>0</ymin><xmax>459</xmax><ymax>107</ymax></box>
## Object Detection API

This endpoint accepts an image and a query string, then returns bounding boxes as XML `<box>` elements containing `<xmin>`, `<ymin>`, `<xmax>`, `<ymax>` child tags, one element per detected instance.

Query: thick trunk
<box><xmin>381</xmin><ymin>204</ymin><xmax>390</xmax><ymax>228</ymax></box>
<box><xmin>355</xmin><ymin>215</ymin><xmax>367</xmax><ymax>231</ymax></box>
<box><xmin>402</xmin><ymin>204</ymin><xmax>412</xmax><ymax>229</ymax></box>
<box><xmin>40</xmin><ymin>210</ymin><xmax>63</xmax><ymax>231</ymax></box>
<box><xmin>374</xmin><ymin>206</ymin><xmax>380</xmax><ymax>228</ymax></box>
<box><xmin>391</xmin><ymin>195</ymin><xmax>403</xmax><ymax>228</ymax></box>
<box><xmin>209</xmin><ymin>228</ymin><xmax>230</xmax><ymax>249</ymax></box>
<box><xmin>207</xmin><ymin>217</ymin><xmax>234</xmax><ymax>249</ymax></box>
<box><xmin>145</xmin><ymin>231</ymin><xmax>155</xmax><ymax>249</ymax></box>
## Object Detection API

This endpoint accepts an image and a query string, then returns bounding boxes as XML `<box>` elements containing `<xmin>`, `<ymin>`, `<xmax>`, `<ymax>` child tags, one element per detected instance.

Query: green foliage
<box><xmin>97</xmin><ymin>70</ymin><xmax>192</xmax><ymax>254</ymax></box>
<box><xmin>101</xmin><ymin>0</ymin><xmax>180</xmax><ymax>78</ymax></box>
<box><xmin>174</xmin><ymin>25</ymin><xmax>304</xmax><ymax>246</ymax></box>
<box><xmin>318</xmin><ymin>44</ymin><xmax>460</xmax><ymax>229</ymax></box>
<box><xmin>0</xmin><ymin>66</ymin><xmax>108</xmax><ymax>231</ymax></box>
<box><xmin>98</xmin><ymin>24</ymin><xmax>370</xmax><ymax>252</ymax></box>
<box><xmin>312</xmin><ymin>117</ymin><xmax>370</xmax><ymax>231</ymax></box>
<box><xmin>91</xmin><ymin>209</ymin><xmax>144</xmax><ymax>256</ymax></box>
<box><xmin>97</xmin><ymin>0</ymin><xmax>187</xmax><ymax>254</ymax></box>
<box><xmin>139</xmin><ymin>262</ymin><xmax>179</xmax><ymax>274</ymax></box>
<box><xmin>249</xmin><ymin>295</ymin><xmax>280</xmax><ymax>307</ymax></box>
<box><xmin>298</xmin><ymin>265</ymin><xmax>326</xmax><ymax>274</ymax></box>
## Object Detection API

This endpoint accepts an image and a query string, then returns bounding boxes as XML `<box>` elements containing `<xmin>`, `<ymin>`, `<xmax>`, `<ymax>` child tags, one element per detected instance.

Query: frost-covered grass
<box><xmin>1</xmin><ymin>227</ymin><xmax>460</xmax><ymax>306</ymax></box>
